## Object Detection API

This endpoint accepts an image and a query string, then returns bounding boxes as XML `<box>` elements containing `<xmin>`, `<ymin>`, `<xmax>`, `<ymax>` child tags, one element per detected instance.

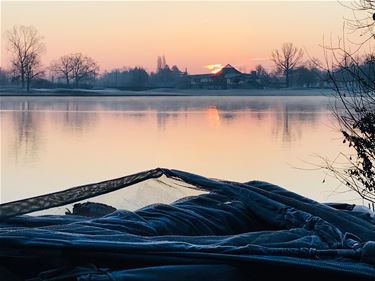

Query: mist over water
<box><xmin>0</xmin><ymin>95</ymin><xmax>360</xmax><ymax>204</ymax></box>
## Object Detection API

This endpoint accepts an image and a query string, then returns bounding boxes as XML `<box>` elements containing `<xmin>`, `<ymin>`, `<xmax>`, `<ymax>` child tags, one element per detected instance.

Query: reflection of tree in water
<box><xmin>156</xmin><ymin>112</ymin><xmax>179</xmax><ymax>130</ymax></box>
<box><xmin>8</xmin><ymin>99</ymin><xmax>99</xmax><ymax>163</ymax></box>
<box><xmin>10</xmin><ymin>101</ymin><xmax>41</xmax><ymax>163</ymax></box>
<box><xmin>59</xmin><ymin>101</ymin><xmax>97</xmax><ymax>134</ymax></box>
<box><xmin>3</xmin><ymin>97</ymin><xmax>328</xmax><ymax>163</ymax></box>
<box><xmin>219</xmin><ymin>111</ymin><xmax>262</xmax><ymax>124</ymax></box>
<box><xmin>282</xmin><ymin>105</ymin><xmax>293</xmax><ymax>144</ymax></box>
<box><xmin>272</xmin><ymin>103</ymin><xmax>320</xmax><ymax>145</ymax></box>
<box><xmin>254</xmin><ymin>112</ymin><xmax>265</xmax><ymax>121</ymax></box>
<box><xmin>127</xmin><ymin>112</ymin><xmax>147</xmax><ymax>119</ymax></box>
<box><xmin>220</xmin><ymin>112</ymin><xmax>236</xmax><ymax>123</ymax></box>
<box><xmin>58</xmin><ymin>100</ymin><xmax>152</xmax><ymax>133</ymax></box>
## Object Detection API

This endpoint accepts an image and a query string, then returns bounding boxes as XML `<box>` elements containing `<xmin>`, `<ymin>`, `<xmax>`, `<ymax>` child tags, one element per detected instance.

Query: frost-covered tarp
<box><xmin>0</xmin><ymin>168</ymin><xmax>374</xmax><ymax>281</ymax></box>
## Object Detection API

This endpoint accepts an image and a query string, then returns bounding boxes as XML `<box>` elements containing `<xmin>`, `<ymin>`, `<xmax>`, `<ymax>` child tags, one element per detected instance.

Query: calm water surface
<box><xmin>0</xmin><ymin>95</ymin><xmax>360</xmax><ymax>204</ymax></box>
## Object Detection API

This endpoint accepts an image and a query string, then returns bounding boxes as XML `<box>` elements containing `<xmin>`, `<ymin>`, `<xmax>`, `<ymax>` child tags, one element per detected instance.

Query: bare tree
<box><xmin>50</xmin><ymin>55</ymin><xmax>74</xmax><ymax>86</ymax></box>
<box><xmin>321</xmin><ymin>1</ymin><xmax>375</xmax><ymax>204</ymax></box>
<box><xmin>345</xmin><ymin>0</ymin><xmax>375</xmax><ymax>37</ymax></box>
<box><xmin>7</xmin><ymin>25</ymin><xmax>45</xmax><ymax>92</ymax></box>
<box><xmin>272</xmin><ymin>43</ymin><xmax>304</xmax><ymax>87</ymax></box>
<box><xmin>50</xmin><ymin>53</ymin><xmax>98</xmax><ymax>87</ymax></box>
<box><xmin>255</xmin><ymin>64</ymin><xmax>268</xmax><ymax>77</ymax></box>
<box><xmin>25</xmin><ymin>52</ymin><xmax>44</xmax><ymax>92</ymax></box>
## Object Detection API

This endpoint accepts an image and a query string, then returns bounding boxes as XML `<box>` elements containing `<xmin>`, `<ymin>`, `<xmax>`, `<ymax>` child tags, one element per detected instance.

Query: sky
<box><xmin>1</xmin><ymin>1</ymin><xmax>357</xmax><ymax>74</ymax></box>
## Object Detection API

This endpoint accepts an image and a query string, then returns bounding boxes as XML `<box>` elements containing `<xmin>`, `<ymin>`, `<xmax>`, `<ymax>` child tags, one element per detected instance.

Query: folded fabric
<box><xmin>0</xmin><ymin>168</ymin><xmax>374</xmax><ymax>280</ymax></box>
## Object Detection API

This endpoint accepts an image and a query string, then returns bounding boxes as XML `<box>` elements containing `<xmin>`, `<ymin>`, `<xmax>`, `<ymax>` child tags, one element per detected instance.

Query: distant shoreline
<box><xmin>0</xmin><ymin>88</ymin><xmax>332</xmax><ymax>97</ymax></box>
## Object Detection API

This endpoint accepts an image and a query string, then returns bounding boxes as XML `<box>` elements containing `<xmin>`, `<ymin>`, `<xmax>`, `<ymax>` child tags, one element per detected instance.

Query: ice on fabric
<box><xmin>0</xmin><ymin>168</ymin><xmax>374</xmax><ymax>281</ymax></box>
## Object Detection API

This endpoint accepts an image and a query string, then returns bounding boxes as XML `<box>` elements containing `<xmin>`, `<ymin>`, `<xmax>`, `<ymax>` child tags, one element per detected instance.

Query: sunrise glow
<box><xmin>1</xmin><ymin>0</ymin><xmax>374</xmax><ymax>279</ymax></box>
<box><xmin>1</xmin><ymin>1</ymin><xmax>352</xmax><ymax>74</ymax></box>
<box><xmin>205</xmin><ymin>64</ymin><xmax>224</xmax><ymax>74</ymax></box>
<box><xmin>207</xmin><ymin>106</ymin><xmax>220</xmax><ymax>126</ymax></box>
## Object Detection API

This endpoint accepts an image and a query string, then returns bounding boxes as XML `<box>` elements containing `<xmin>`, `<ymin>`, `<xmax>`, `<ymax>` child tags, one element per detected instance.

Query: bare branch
<box><xmin>271</xmin><ymin>43</ymin><xmax>304</xmax><ymax>87</ymax></box>
<box><xmin>6</xmin><ymin>25</ymin><xmax>45</xmax><ymax>91</ymax></box>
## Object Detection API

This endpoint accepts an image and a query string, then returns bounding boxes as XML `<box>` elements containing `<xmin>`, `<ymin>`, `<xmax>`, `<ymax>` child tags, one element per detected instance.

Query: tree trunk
<box><xmin>26</xmin><ymin>78</ymin><xmax>30</xmax><ymax>92</ymax></box>
<box><xmin>21</xmin><ymin>69</ymin><xmax>25</xmax><ymax>89</ymax></box>
<box><xmin>66</xmin><ymin>75</ymin><xmax>70</xmax><ymax>87</ymax></box>
<box><xmin>285</xmin><ymin>70</ymin><xmax>290</xmax><ymax>88</ymax></box>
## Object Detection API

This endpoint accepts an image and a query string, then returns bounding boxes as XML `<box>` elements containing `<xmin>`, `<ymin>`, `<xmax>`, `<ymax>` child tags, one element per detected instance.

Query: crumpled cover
<box><xmin>0</xmin><ymin>168</ymin><xmax>374</xmax><ymax>281</ymax></box>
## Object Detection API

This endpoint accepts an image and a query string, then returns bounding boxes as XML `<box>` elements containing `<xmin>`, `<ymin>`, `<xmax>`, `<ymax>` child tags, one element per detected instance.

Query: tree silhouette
<box><xmin>50</xmin><ymin>53</ymin><xmax>99</xmax><ymax>88</ymax></box>
<box><xmin>50</xmin><ymin>55</ymin><xmax>74</xmax><ymax>86</ymax></box>
<box><xmin>7</xmin><ymin>25</ymin><xmax>45</xmax><ymax>92</ymax></box>
<box><xmin>272</xmin><ymin>43</ymin><xmax>303</xmax><ymax>88</ymax></box>
<box><xmin>322</xmin><ymin>1</ymin><xmax>375</xmax><ymax>204</ymax></box>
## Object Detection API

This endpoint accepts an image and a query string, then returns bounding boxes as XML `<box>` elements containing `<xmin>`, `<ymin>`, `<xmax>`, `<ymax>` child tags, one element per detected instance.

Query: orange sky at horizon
<box><xmin>1</xmin><ymin>1</ymin><xmax>356</xmax><ymax>74</ymax></box>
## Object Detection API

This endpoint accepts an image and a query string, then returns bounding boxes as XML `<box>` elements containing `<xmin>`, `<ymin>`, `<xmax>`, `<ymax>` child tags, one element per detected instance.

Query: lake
<box><xmin>0</xmin><ymin>95</ymin><xmax>362</xmax><ymax>205</ymax></box>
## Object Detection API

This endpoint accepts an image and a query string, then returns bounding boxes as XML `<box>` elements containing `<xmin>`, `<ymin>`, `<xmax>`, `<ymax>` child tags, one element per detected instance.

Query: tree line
<box><xmin>0</xmin><ymin>25</ymin><xmax>372</xmax><ymax>92</ymax></box>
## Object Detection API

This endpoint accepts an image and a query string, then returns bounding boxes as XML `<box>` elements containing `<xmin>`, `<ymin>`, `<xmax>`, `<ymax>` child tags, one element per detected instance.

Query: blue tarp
<box><xmin>0</xmin><ymin>168</ymin><xmax>374</xmax><ymax>280</ymax></box>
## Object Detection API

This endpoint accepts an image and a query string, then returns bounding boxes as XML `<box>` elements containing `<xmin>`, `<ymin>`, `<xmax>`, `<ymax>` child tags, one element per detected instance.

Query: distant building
<box><xmin>189</xmin><ymin>64</ymin><xmax>260</xmax><ymax>89</ymax></box>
